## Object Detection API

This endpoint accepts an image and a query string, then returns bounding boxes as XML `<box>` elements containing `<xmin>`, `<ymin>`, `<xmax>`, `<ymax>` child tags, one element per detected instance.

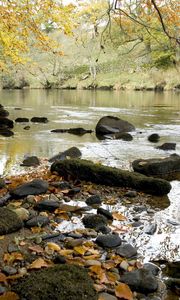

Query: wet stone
<box><xmin>2</xmin><ymin>266</ymin><xmax>17</xmax><ymax>275</ymax></box>
<box><xmin>10</xmin><ymin>179</ymin><xmax>49</xmax><ymax>198</ymax></box>
<box><xmin>144</xmin><ymin>223</ymin><xmax>157</xmax><ymax>235</ymax></box>
<box><xmin>53</xmin><ymin>254</ymin><xmax>66</xmax><ymax>264</ymax></box>
<box><xmin>131</xmin><ymin>221</ymin><xmax>143</xmax><ymax>227</ymax></box>
<box><xmin>86</xmin><ymin>195</ymin><xmax>102</xmax><ymax>206</ymax></box>
<box><xmin>0</xmin><ymin>285</ymin><xmax>7</xmax><ymax>295</ymax></box>
<box><xmin>124</xmin><ymin>190</ymin><xmax>137</xmax><ymax>198</ymax></box>
<box><xmin>51</xmin><ymin>181</ymin><xmax>72</xmax><ymax>189</ymax></box>
<box><xmin>35</xmin><ymin>199</ymin><xmax>60</xmax><ymax>212</ymax></box>
<box><xmin>143</xmin><ymin>263</ymin><xmax>160</xmax><ymax>276</ymax></box>
<box><xmin>21</xmin><ymin>156</ymin><xmax>40</xmax><ymax>167</ymax></box>
<box><xmin>96</xmin><ymin>224</ymin><xmax>111</xmax><ymax>234</ymax></box>
<box><xmin>0</xmin><ymin>208</ymin><xmax>23</xmax><ymax>235</ymax></box>
<box><xmin>97</xmin><ymin>207</ymin><xmax>113</xmax><ymax>220</ymax></box>
<box><xmin>116</xmin><ymin>243</ymin><xmax>137</xmax><ymax>258</ymax></box>
<box><xmin>96</xmin><ymin>233</ymin><xmax>121</xmax><ymax>248</ymax></box>
<box><xmin>121</xmin><ymin>268</ymin><xmax>158</xmax><ymax>294</ymax></box>
<box><xmin>82</xmin><ymin>214</ymin><xmax>108</xmax><ymax>229</ymax></box>
<box><xmin>25</xmin><ymin>215</ymin><xmax>49</xmax><ymax>228</ymax></box>
<box><xmin>7</xmin><ymin>243</ymin><xmax>19</xmax><ymax>253</ymax></box>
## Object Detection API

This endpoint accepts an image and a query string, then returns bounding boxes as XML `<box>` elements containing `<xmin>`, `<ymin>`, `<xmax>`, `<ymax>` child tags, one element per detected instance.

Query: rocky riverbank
<box><xmin>0</xmin><ymin>159</ymin><xmax>179</xmax><ymax>300</ymax></box>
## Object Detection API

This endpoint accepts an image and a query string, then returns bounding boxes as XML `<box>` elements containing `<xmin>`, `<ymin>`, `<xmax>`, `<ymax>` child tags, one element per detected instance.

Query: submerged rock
<box><xmin>132</xmin><ymin>154</ymin><xmax>180</xmax><ymax>180</ymax></box>
<box><xmin>0</xmin><ymin>207</ymin><xmax>23</xmax><ymax>234</ymax></box>
<box><xmin>10</xmin><ymin>179</ymin><xmax>49</xmax><ymax>198</ymax></box>
<box><xmin>21</xmin><ymin>156</ymin><xmax>40</xmax><ymax>167</ymax></box>
<box><xmin>49</xmin><ymin>147</ymin><xmax>82</xmax><ymax>162</ymax></box>
<box><xmin>51</xmin><ymin>159</ymin><xmax>171</xmax><ymax>195</ymax></box>
<box><xmin>51</xmin><ymin>127</ymin><xmax>93</xmax><ymax>135</ymax></box>
<box><xmin>156</xmin><ymin>143</ymin><xmax>176</xmax><ymax>151</ymax></box>
<box><xmin>114</xmin><ymin>132</ymin><xmax>133</xmax><ymax>141</ymax></box>
<box><xmin>148</xmin><ymin>133</ymin><xmax>160</xmax><ymax>143</ymax></box>
<box><xmin>0</xmin><ymin>129</ymin><xmax>14</xmax><ymax>137</ymax></box>
<box><xmin>31</xmin><ymin>117</ymin><xmax>48</xmax><ymax>123</ymax></box>
<box><xmin>12</xmin><ymin>264</ymin><xmax>98</xmax><ymax>300</ymax></box>
<box><xmin>95</xmin><ymin>116</ymin><xmax>135</xmax><ymax>137</ymax></box>
<box><xmin>15</xmin><ymin>117</ymin><xmax>29</xmax><ymax>123</ymax></box>
<box><xmin>121</xmin><ymin>268</ymin><xmax>158</xmax><ymax>294</ymax></box>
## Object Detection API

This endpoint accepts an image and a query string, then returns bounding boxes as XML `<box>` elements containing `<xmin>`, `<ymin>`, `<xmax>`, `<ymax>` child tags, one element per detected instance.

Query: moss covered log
<box><xmin>51</xmin><ymin>159</ymin><xmax>171</xmax><ymax>196</ymax></box>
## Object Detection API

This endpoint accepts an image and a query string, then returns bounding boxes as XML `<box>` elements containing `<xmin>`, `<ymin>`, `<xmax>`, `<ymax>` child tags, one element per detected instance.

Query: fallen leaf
<box><xmin>0</xmin><ymin>273</ymin><xmax>7</xmax><ymax>283</ymax></box>
<box><xmin>7</xmin><ymin>274</ymin><xmax>23</xmax><ymax>281</ymax></box>
<box><xmin>0</xmin><ymin>236</ymin><xmax>5</xmax><ymax>240</ymax></box>
<box><xmin>55</xmin><ymin>204</ymin><xmax>81</xmax><ymax>213</ymax></box>
<box><xmin>66</xmin><ymin>257</ymin><xmax>85</xmax><ymax>266</ymax></box>
<box><xmin>59</xmin><ymin>249</ymin><xmax>74</xmax><ymax>256</ymax></box>
<box><xmin>74</xmin><ymin>245</ymin><xmax>87</xmax><ymax>255</ymax></box>
<box><xmin>28</xmin><ymin>258</ymin><xmax>50</xmax><ymax>269</ymax></box>
<box><xmin>28</xmin><ymin>245</ymin><xmax>44</xmax><ymax>253</ymax></box>
<box><xmin>103</xmin><ymin>261</ymin><xmax>115</xmax><ymax>270</ymax></box>
<box><xmin>112</xmin><ymin>212</ymin><xmax>127</xmax><ymax>221</ymax></box>
<box><xmin>93</xmin><ymin>284</ymin><xmax>106</xmax><ymax>293</ymax></box>
<box><xmin>3</xmin><ymin>252</ymin><xmax>23</xmax><ymax>264</ymax></box>
<box><xmin>115</xmin><ymin>282</ymin><xmax>133</xmax><ymax>300</ymax></box>
<box><xmin>47</xmin><ymin>242</ymin><xmax>61</xmax><ymax>252</ymax></box>
<box><xmin>0</xmin><ymin>292</ymin><xmax>19</xmax><ymax>300</ymax></box>
<box><xmin>31</xmin><ymin>227</ymin><xmax>43</xmax><ymax>234</ymax></box>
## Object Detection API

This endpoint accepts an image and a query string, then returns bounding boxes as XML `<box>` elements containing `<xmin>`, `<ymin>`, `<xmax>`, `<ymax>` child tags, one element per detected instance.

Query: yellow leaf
<box><xmin>115</xmin><ymin>282</ymin><xmax>133</xmax><ymax>300</ymax></box>
<box><xmin>74</xmin><ymin>245</ymin><xmax>87</xmax><ymax>255</ymax></box>
<box><xmin>47</xmin><ymin>242</ymin><xmax>61</xmax><ymax>252</ymax></box>
<box><xmin>0</xmin><ymin>236</ymin><xmax>5</xmax><ymax>240</ymax></box>
<box><xmin>112</xmin><ymin>212</ymin><xmax>127</xmax><ymax>221</ymax></box>
<box><xmin>28</xmin><ymin>258</ymin><xmax>51</xmax><ymax>269</ymax></box>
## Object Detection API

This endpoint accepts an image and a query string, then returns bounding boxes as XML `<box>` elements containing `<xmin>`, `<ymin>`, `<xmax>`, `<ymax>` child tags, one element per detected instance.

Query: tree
<box><xmin>0</xmin><ymin>0</ymin><xmax>75</xmax><ymax>70</ymax></box>
<box><xmin>112</xmin><ymin>0</ymin><xmax>179</xmax><ymax>68</ymax></box>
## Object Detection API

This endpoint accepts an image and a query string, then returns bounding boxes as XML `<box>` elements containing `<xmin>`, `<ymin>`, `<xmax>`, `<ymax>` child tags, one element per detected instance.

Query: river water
<box><xmin>0</xmin><ymin>89</ymin><xmax>180</xmax><ymax>263</ymax></box>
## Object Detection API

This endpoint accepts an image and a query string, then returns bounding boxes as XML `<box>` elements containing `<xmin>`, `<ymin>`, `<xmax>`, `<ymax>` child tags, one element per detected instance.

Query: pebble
<box><xmin>119</xmin><ymin>260</ymin><xmax>129</xmax><ymax>271</ymax></box>
<box><xmin>86</xmin><ymin>195</ymin><xmax>102</xmax><ymax>206</ymax></box>
<box><xmin>144</xmin><ymin>223</ymin><xmax>157</xmax><ymax>235</ymax></box>
<box><xmin>14</xmin><ymin>207</ymin><xmax>30</xmax><ymax>221</ymax></box>
<box><xmin>0</xmin><ymin>285</ymin><xmax>6</xmax><ymax>295</ymax></box>
<box><xmin>124</xmin><ymin>190</ymin><xmax>137</xmax><ymax>198</ymax></box>
<box><xmin>96</xmin><ymin>233</ymin><xmax>121</xmax><ymax>248</ymax></box>
<box><xmin>116</xmin><ymin>243</ymin><xmax>137</xmax><ymax>258</ymax></box>
<box><xmin>97</xmin><ymin>207</ymin><xmax>113</xmax><ymax>220</ymax></box>
<box><xmin>18</xmin><ymin>267</ymin><xmax>28</xmax><ymax>276</ymax></box>
<box><xmin>2</xmin><ymin>266</ymin><xmax>17</xmax><ymax>275</ymax></box>
<box><xmin>25</xmin><ymin>215</ymin><xmax>50</xmax><ymax>227</ymax></box>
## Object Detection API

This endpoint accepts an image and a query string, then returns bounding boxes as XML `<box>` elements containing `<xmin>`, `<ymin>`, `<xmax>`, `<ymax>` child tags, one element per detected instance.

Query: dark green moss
<box><xmin>12</xmin><ymin>264</ymin><xmax>98</xmax><ymax>300</ymax></box>
<box><xmin>50</xmin><ymin>159</ymin><xmax>171</xmax><ymax>196</ymax></box>
<box><xmin>0</xmin><ymin>207</ymin><xmax>23</xmax><ymax>235</ymax></box>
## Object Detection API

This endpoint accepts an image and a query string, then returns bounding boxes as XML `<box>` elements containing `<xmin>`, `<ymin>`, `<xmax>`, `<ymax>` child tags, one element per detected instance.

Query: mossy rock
<box><xmin>12</xmin><ymin>264</ymin><xmax>98</xmax><ymax>300</ymax></box>
<box><xmin>0</xmin><ymin>207</ymin><xmax>23</xmax><ymax>235</ymax></box>
<box><xmin>50</xmin><ymin>159</ymin><xmax>171</xmax><ymax>196</ymax></box>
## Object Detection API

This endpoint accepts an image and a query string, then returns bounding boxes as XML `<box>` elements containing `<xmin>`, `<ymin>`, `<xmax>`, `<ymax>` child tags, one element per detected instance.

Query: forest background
<box><xmin>0</xmin><ymin>0</ymin><xmax>179</xmax><ymax>91</ymax></box>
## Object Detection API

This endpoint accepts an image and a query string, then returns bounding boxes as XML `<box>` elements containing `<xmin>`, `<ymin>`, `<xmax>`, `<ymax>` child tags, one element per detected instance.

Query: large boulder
<box><xmin>132</xmin><ymin>154</ymin><xmax>180</xmax><ymax>180</ymax></box>
<box><xmin>95</xmin><ymin>116</ymin><xmax>135</xmax><ymax>137</ymax></box>
<box><xmin>12</xmin><ymin>264</ymin><xmax>98</xmax><ymax>300</ymax></box>
<box><xmin>51</xmin><ymin>159</ymin><xmax>171</xmax><ymax>195</ymax></box>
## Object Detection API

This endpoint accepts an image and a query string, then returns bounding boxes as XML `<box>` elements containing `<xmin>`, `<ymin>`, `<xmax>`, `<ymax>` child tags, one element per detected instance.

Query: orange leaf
<box><xmin>28</xmin><ymin>245</ymin><xmax>44</xmax><ymax>253</ymax></box>
<box><xmin>0</xmin><ymin>273</ymin><xmax>7</xmax><ymax>283</ymax></box>
<box><xmin>115</xmin><ymin>282</ymin><xmax>133</xmax><ymax>300</ymax></box>
<box><xmin>112</xmin><ymin>212</ymin><xmax>127</xmax><ymax>221</ymax></box>
<box><xmin>28</xmin><ymin>258</ymin><xmax>50</xmax><ymax>269</ymax></box>
<box><xmin>3</xmin><ymin>252</ymin><xmax>23</xmax><ymax>264</ymax></box>
<box><xmin>0</xmin><ymin>292</ymin><xmax>19</xmax><ymax>300</ymax></box>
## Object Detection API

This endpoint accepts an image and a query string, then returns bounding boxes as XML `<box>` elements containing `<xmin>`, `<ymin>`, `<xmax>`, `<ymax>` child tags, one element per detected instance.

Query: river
<box><xmin>0</xmin><ymin>89</ymin><xmax>180</xmax><ymax>265</ymax></box>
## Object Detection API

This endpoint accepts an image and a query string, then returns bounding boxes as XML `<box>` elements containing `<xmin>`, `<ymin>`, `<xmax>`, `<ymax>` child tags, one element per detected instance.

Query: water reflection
<box><xmin>0</xmin><ymin>89</ymin><xmax>180</xmax><ymax>175</ymax></box>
